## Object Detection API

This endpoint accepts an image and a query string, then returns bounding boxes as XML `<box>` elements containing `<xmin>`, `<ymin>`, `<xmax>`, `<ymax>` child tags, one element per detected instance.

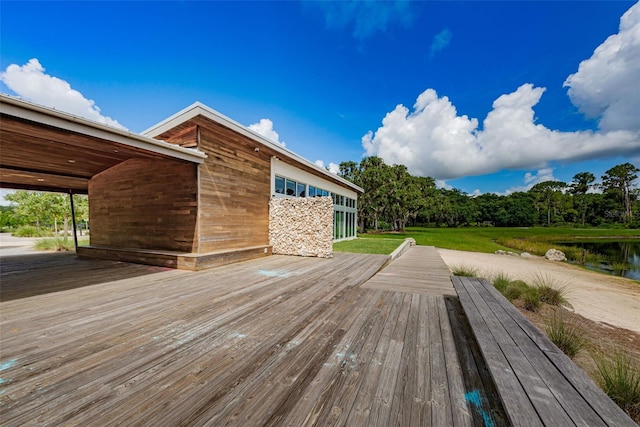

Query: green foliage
<box><xmin>4</xmin><ymin>191</ymin><xmax>89</xmax><ymax>233</ymax></box>
<box><xmin>593</xmin><ymin>351</ymin><xmax>640</xmax><ymax>419</ymax></box>
<box><xmin>544</xmin><ymin>310</ymin><xmax>588</xmax><ymax>358</ymax></box>
<box><xmin>12</xmin><ymin>225</ymin><xmax>53</xmax><ymax>237</ymax></box>
<box><xmin>339</xmin><ymin>158</ymin><xmax>638</xmax><ymax>230</ymax></box>
<box><xmin>0</xmin><ymin>205</ymin><xmax>22</xmax><ymax>230</ymax></box>
<box><xmin>450</xmin><ymin>264</ymin><xmax>479</xmax><ymax>277</ymax></box>
<box><xmin>601</xmin><ymin>162</ymin><xmax>639</xmax><ymax>224</ymax></box>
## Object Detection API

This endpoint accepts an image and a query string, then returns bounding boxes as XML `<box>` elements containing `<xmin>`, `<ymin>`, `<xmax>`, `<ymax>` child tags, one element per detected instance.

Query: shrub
<box><xmin>503</xmin><ymin>280</ymin><xmax>529</xmax><ymax>301</ymax></box>
<box><xmin>544</xmin><ymin>310</ymin><xmax>587</xmax><ymax>358</ymax></box>
<box><xmin>451</xmin><ymin>264</ymin><xmax>479</xmax><ymax>277</ymax></box>
<box><xmin>34</xmin><ymin>237</ymin><xmax>75</xmax><ymax>251</ymax></box>
<box><xmin>12</xmin><ymin>226</ymin><xmax>52</xmax><ymax>238</ymax></box>
<box><xmin>593</xmin><ymin>352</ymin><xmax>640</xmax><ymax>421</ymax></box>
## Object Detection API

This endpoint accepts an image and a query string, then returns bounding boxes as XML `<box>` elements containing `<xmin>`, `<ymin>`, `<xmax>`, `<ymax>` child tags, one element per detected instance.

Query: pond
<box><xmin>562</xmin><ymin>240</ymin><xmax>640</xmax><ymax>280</ymax></box>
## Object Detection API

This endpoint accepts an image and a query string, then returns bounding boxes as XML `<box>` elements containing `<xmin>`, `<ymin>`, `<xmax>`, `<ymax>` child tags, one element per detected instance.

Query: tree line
<box><xmin>337</xmin><ymin>159</ymin><xmax>639</xmax><ymax>231</ymax></box>
<box><xmin>1</xmin><ymin>192</ymin><xmax>89</xmax><ymax>235</ymax></box>
<box><xmin>1</xmin><ymin>162</ymin><xmax>638</xmax><ymax>234</ymax></box>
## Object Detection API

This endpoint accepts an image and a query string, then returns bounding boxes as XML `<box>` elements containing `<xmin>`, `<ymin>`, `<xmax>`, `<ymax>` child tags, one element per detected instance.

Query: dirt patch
<box><xmin>438</xmin><ymin>248</ymin><xmax>640</xmax><ymax>334</ymax></box>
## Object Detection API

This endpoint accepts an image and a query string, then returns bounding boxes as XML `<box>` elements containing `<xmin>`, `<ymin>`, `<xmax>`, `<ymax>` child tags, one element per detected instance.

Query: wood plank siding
<box><xmin>191</xmin><ymin>118</ymin><xmax>272</xmax><ymax>253</ymax></box>
<box><xmin>88</xmin><ymin>157</ymin><xmax>198</xmax><ymax>252</ymax></box>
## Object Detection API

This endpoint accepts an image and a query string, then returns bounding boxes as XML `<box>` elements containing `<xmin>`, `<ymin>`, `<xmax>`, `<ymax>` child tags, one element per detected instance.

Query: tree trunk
<box><xmin>63</xmin><ymin>217</ymin><xmax>69</xmax><ymax>241</ymax></box>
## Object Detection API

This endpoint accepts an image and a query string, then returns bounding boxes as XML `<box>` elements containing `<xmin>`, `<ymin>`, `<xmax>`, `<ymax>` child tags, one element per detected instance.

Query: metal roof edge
<box><xmin>144</xmin><ymin>101</ymin><xmax>363</xmax><ymax>193</ymax></box>
<box><xmin>0</xmin><ymin>94</ymin><xmax>207</xmax><ymax>164</ymax></box>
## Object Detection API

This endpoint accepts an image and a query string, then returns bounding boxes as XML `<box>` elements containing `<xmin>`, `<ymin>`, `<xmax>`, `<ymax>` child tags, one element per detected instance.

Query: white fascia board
<box><xmin>143</xmin><ymin>101</ymin><xmax>364</xmax><ymax>194</ymax></box>
<box><xmin>0</xmin><ymin>94</ymin><xmax>206</xmax><ymax>164</ymax></box>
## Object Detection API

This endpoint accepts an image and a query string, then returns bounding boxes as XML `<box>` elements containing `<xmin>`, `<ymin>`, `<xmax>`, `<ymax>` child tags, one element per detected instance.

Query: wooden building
<box><xmin>0</xmin><ymin>95</ymin><xmax>362</xmax><ymax>270</ymax></box>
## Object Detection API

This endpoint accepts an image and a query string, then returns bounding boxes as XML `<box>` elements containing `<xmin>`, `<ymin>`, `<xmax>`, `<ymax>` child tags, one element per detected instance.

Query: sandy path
<box><xmin>438</xmin><ymin>248</ymin><xmax>640</xmax><ymax>334</ymax></box>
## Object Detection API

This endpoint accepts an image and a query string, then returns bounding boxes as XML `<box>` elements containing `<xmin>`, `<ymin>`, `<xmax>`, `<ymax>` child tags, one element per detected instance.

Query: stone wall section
<box><xmin>269</xmin><ymin>197</ymin><xmax>334</xmax><ymax>258</ymax></box>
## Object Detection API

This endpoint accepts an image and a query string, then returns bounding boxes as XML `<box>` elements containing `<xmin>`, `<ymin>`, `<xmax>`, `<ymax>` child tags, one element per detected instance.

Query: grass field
<box><xmin>334</xmin><ymin>227</ymin><xmax>639</xmax><ymax>255</ymax></box>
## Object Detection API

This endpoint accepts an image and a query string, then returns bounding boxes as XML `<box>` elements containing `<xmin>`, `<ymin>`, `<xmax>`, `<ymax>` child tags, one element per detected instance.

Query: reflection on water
<box><xmin>562</xmin><ymin>240</ymin><xmax>640</xmax><ymax>280</ymax></box>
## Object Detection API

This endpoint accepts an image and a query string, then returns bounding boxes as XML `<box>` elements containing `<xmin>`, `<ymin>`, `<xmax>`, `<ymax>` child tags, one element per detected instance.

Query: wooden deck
<box><xmin>0</xmin><ymin>249</ymin><xmax>481</xmax><ymax>426</ymax></box>
<box><xmin>364</xmin><ymin>246</ymin><xmax>455</xmax><ymax>296</ymax></box>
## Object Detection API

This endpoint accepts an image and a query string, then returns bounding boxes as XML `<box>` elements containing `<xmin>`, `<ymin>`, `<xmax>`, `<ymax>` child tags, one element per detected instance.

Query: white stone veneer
<box><xmin>269</xmin><ymin>197</ymin><xmax>333</xmax><ymax>258</ymax></box>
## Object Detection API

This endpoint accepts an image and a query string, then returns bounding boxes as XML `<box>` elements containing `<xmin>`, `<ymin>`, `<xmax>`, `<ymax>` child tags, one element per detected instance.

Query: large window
<box><xmin>333</xmin><ymin>196</ymin><xmax>357</xmax><ymax>241</ymax></box>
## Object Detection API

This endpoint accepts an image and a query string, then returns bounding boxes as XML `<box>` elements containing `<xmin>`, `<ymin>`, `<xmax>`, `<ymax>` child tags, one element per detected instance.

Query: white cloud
<box><xmin>502</xmin><ymin>168</ymin><xmax>559</xmax><ymax>195</ymax></box>
<box><xmin>363</xmin><ymin>83</ymin><xmax>640</xmax><ymax>180</ymax></box>
<box><xmin>363</xmin><ymin>2</ymin><xmax>640</xmax><ymax>181</ymax></box>
<box><xmin>564</xmin><ymin>1</ymin><xmax>640</xmax><ymax>132</ymax></box>
<box><xmin>248</xmin><ymin>118</ymin><xmax>285</xmax><ymax>147</ymax></box>
<box><xmin>314</xmin><ymin>160</ymin><xmax>340</xmax><ymax>174</ymax></box>
<box><xmin>1</xmin><ymin>190</ymin><xmax>15</xmax><ymax>206</ymax></box>
<box><xmin>309</xmin><ymin>0</ymin><xmax>414</xmax><ymax>39</ymax></box>
<box><xmin>435</xmin><ymin>179</ymin><xmax>452</xmax><ymax>190</ymax></box>
<box><xmin>429</xmin><ymin>28</ymin><xmax>453</xmax><ymax>59</ymax></box>
<box><xmin>0</xmin><ymin>58</ymin><xmax>125</xmax><ymax>129</ymax></box>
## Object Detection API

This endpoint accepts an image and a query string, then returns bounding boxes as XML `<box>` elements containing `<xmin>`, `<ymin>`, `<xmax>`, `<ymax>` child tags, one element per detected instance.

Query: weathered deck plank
<box><xmin>363</xmin><ymin>246</ymin><xmax>455</xmax><ymax>296</ymax></box>
<box><xmin>0</xmin><ymin>251</ymin><xmax>474</xmax><ymax>426</ymax></box>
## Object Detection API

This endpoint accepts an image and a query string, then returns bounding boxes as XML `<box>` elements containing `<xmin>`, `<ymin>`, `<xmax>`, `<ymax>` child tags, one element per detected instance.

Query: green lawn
<box><xmin>333</xmin><ymin>237</ymin><xmax>403</xmax><ymax>255</ymax></box>
<box><xmin>334</xmin><ymin>227</ymin><xmax>639</xmax><ymax>255</ymax></box>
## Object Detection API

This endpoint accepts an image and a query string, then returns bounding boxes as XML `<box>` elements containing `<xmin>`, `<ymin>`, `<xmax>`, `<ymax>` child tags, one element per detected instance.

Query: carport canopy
<box><xmin>0</xmin><ymin>94</ymin><xmax>206</xmax><ymax>194</ymax></box>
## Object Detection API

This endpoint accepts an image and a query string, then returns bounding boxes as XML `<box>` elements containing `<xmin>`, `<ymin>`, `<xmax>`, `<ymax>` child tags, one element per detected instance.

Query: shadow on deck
<box><xmin>0</xmin><ymin>252</ymin><xmax>177</xmax><ymax>301</ymax></box>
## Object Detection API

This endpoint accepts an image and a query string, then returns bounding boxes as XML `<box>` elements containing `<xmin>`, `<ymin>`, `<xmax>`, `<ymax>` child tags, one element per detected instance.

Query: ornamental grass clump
<box><xmin>531</xmin><ymin>273</ymin><xmax>569</xmax><ymax>306</ymax></box>
<box><xmin>521</xmin><ymin>287</ymin><xmax>542</xmax><ymax>312</ymax></box>
<box><xmin>593</xmin><ymin>351</ymin><xmax>640</xmax><ymax>421</ymax></box>
<box><xmin>451</xmin><ymin>264</ymin><xmax>479</xmax><ymax>277</ymax></box>
<box><xmin>503</xmin><ymin>280</ymin><xmax>529</xmax><ymax>302</ymax></box>
<box><xmin>491</xmin><ymin>272</ymin><xmax>511</xmax><ymax>294</ymax></box>
<box><xmin>544</xmin><ymin>310</ymin><xmax>587</xmax><ymax>358</ymax></box>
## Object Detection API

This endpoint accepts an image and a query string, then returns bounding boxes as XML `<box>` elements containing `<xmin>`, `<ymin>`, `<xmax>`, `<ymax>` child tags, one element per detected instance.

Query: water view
<box><xmin>563</xmin><ymin>240</ymin><xmax>640</xmax><ymax>280</ymax></box>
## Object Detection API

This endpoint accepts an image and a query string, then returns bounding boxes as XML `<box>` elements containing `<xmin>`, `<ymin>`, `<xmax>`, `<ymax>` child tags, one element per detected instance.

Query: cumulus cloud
<box><xmin>248</xmin><ymin>118</ymin><xmax>285</xmax><ymax>147</ymax></box>
<box><xmin>0</xmin><ymin>58</ymin><xmax>125</xmax><ymax>129</ymax></box>
<box><xmin>435</xmin><ymin>179</ymin><xmax>452</xmax><ymax>190</ymax></box>
<box><xmin>363</xmin><ymin>3</ymin><xmax>640</xmax><ymax>181</ymax></box>
<box><xmin>362</xmin><ymin>3</ymin><xmax>640</xmax><ymax>180</ymax></box>
<box><xmin>363</xmin><ymin>83</ymin><xmax>639</xmax><ymax>180</ymax></box>
<box><xmin>314</xmin><ymin>160</ymin><xmax>340</xmax><ymax>174</ymax></box>
<box><xmin>564</xmin><ymin>1</ymin><xmax>640</xmax><ymax>132</ymax></box>
<box><xmin>429</xmin><ymin>28</ymin><xmax>453</xmax><ymax>59</ymax></box>
<box><xmin>309</xmin><ymin>0</ymin><xmax>414</xmax><ymax>39</ymax></box>
<box><xmin>500</xmin><ymin>168</ymin><xmax>559</xmax><ymax>195</ymax></box>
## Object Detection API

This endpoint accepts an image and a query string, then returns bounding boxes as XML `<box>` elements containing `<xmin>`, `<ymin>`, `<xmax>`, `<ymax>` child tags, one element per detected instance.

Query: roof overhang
<box><xmin>0</xmin><ymin>94</ymin><xmax>206</xmax><ymax>194</ymax></box>
<box><xmin>143</xmin><ymin>102</ymin><xmax>364</xmax><ymax>194</ymax></box>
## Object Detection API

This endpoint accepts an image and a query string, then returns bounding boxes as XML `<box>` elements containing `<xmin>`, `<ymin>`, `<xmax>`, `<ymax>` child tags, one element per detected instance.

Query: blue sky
<box><xmin>1</xmin><ymin>1</ymin><xmax>639</xmax><ymax>197</ymax></box>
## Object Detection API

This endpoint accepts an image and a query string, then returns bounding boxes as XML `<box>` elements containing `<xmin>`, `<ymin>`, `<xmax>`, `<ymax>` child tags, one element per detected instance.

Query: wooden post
<box><xmin>69</xmin><ymin>190</ymin><xmax>78</xmax><ymax>251</ymax></box>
